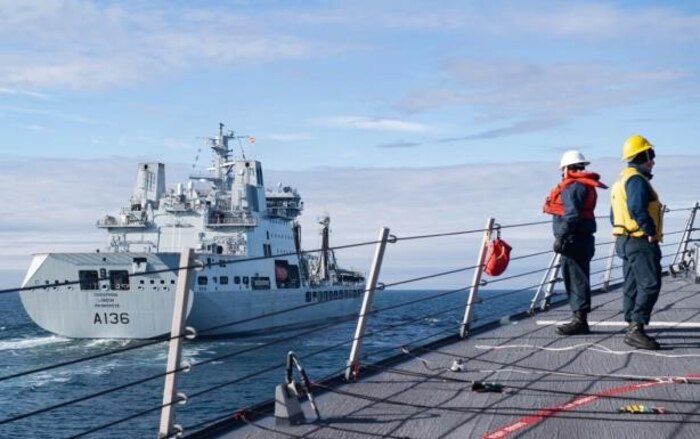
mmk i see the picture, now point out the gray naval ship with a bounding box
[19,124,365,339]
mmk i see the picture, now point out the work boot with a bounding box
[556,311,590,335]
[624,323,660,350]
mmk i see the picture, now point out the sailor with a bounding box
[611,135,663,350]
[543,150,607,335]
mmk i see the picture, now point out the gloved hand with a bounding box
[553,235,572,254]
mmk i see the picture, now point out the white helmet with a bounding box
[560,150,590,169]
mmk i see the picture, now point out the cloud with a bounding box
[437,119,563,142]
[402,61,690,116]
[0,1,317,89]
[318,116,431,133]
[266,133,312,142]
[377,141,422,149]
[306,1,700,43]
[0,87,49,100]
[0,105,109,125]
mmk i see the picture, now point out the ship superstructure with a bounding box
[20,124,365,339]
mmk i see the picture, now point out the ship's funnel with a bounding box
[133,163,166,208]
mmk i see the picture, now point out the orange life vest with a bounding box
[542,171,607,218]
[484,238,512,277]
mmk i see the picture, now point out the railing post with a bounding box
[460,217,495,339]
[539,253,561,311]
[345,227,390,381]
[158,248,194,439]
[602,241,617,292]
[529,253,559,314]
[671,202,699,270]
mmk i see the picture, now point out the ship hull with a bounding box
[20,252,364,339]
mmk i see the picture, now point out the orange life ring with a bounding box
[484,238,512,277]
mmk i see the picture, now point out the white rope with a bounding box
[474,342,700,358]
[401,347,692,383]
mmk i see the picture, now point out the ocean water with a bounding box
[0,288,533,438]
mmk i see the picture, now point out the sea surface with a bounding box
[0,288,533,438]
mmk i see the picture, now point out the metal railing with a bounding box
[0,203,697,439]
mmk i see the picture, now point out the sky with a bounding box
[1,0,699,289]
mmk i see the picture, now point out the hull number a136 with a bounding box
[94,312,130,325]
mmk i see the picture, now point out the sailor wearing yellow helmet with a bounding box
[610,134,663,350]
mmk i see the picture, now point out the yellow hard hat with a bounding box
[622,134,653,161]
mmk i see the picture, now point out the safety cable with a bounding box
[0,362,187,427]
[481,266,552,284]
[183,301,474,418]
[393,227,489,241]
[498,219,551,229]
[374,286,470,314]
[0,236,383,296]
[665,206,698,212]
[0,317,356,429]
[10,318,358,435]
[508,249,553,262]
[66,394,186,439]
[595,239,616,247]
[590,264,621,277]
[473,282,546,306]
[0,338,165,383]
[361,325,456,363]
[191,298,464,398]
[380,264,479,288]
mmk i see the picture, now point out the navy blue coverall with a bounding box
[553,183,596,313]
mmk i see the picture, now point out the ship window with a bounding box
[274,262,299,289]
[78,270,99,290]
[242,276,249,285]
[305,291,311,302]
[109,270,130,291]
[234,276,241,284]
[197,276,208,286]
[251,276,271,290]
[220,276,229,285]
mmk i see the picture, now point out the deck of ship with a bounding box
[196,273,700,439]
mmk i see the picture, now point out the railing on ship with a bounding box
[0,203,698,439]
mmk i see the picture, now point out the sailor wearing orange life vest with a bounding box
[610,134,663,350]
[543,150,607,336]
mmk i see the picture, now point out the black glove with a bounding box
[553,235,571,254]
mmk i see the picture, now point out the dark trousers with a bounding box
[560,234,595,313]
[615,236,662,325]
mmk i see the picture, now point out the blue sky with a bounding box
[1,1,699,289]
[2,0,700,169]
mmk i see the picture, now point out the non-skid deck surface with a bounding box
[207,275,700,439]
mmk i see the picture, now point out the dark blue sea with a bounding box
[0,288,533,438]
